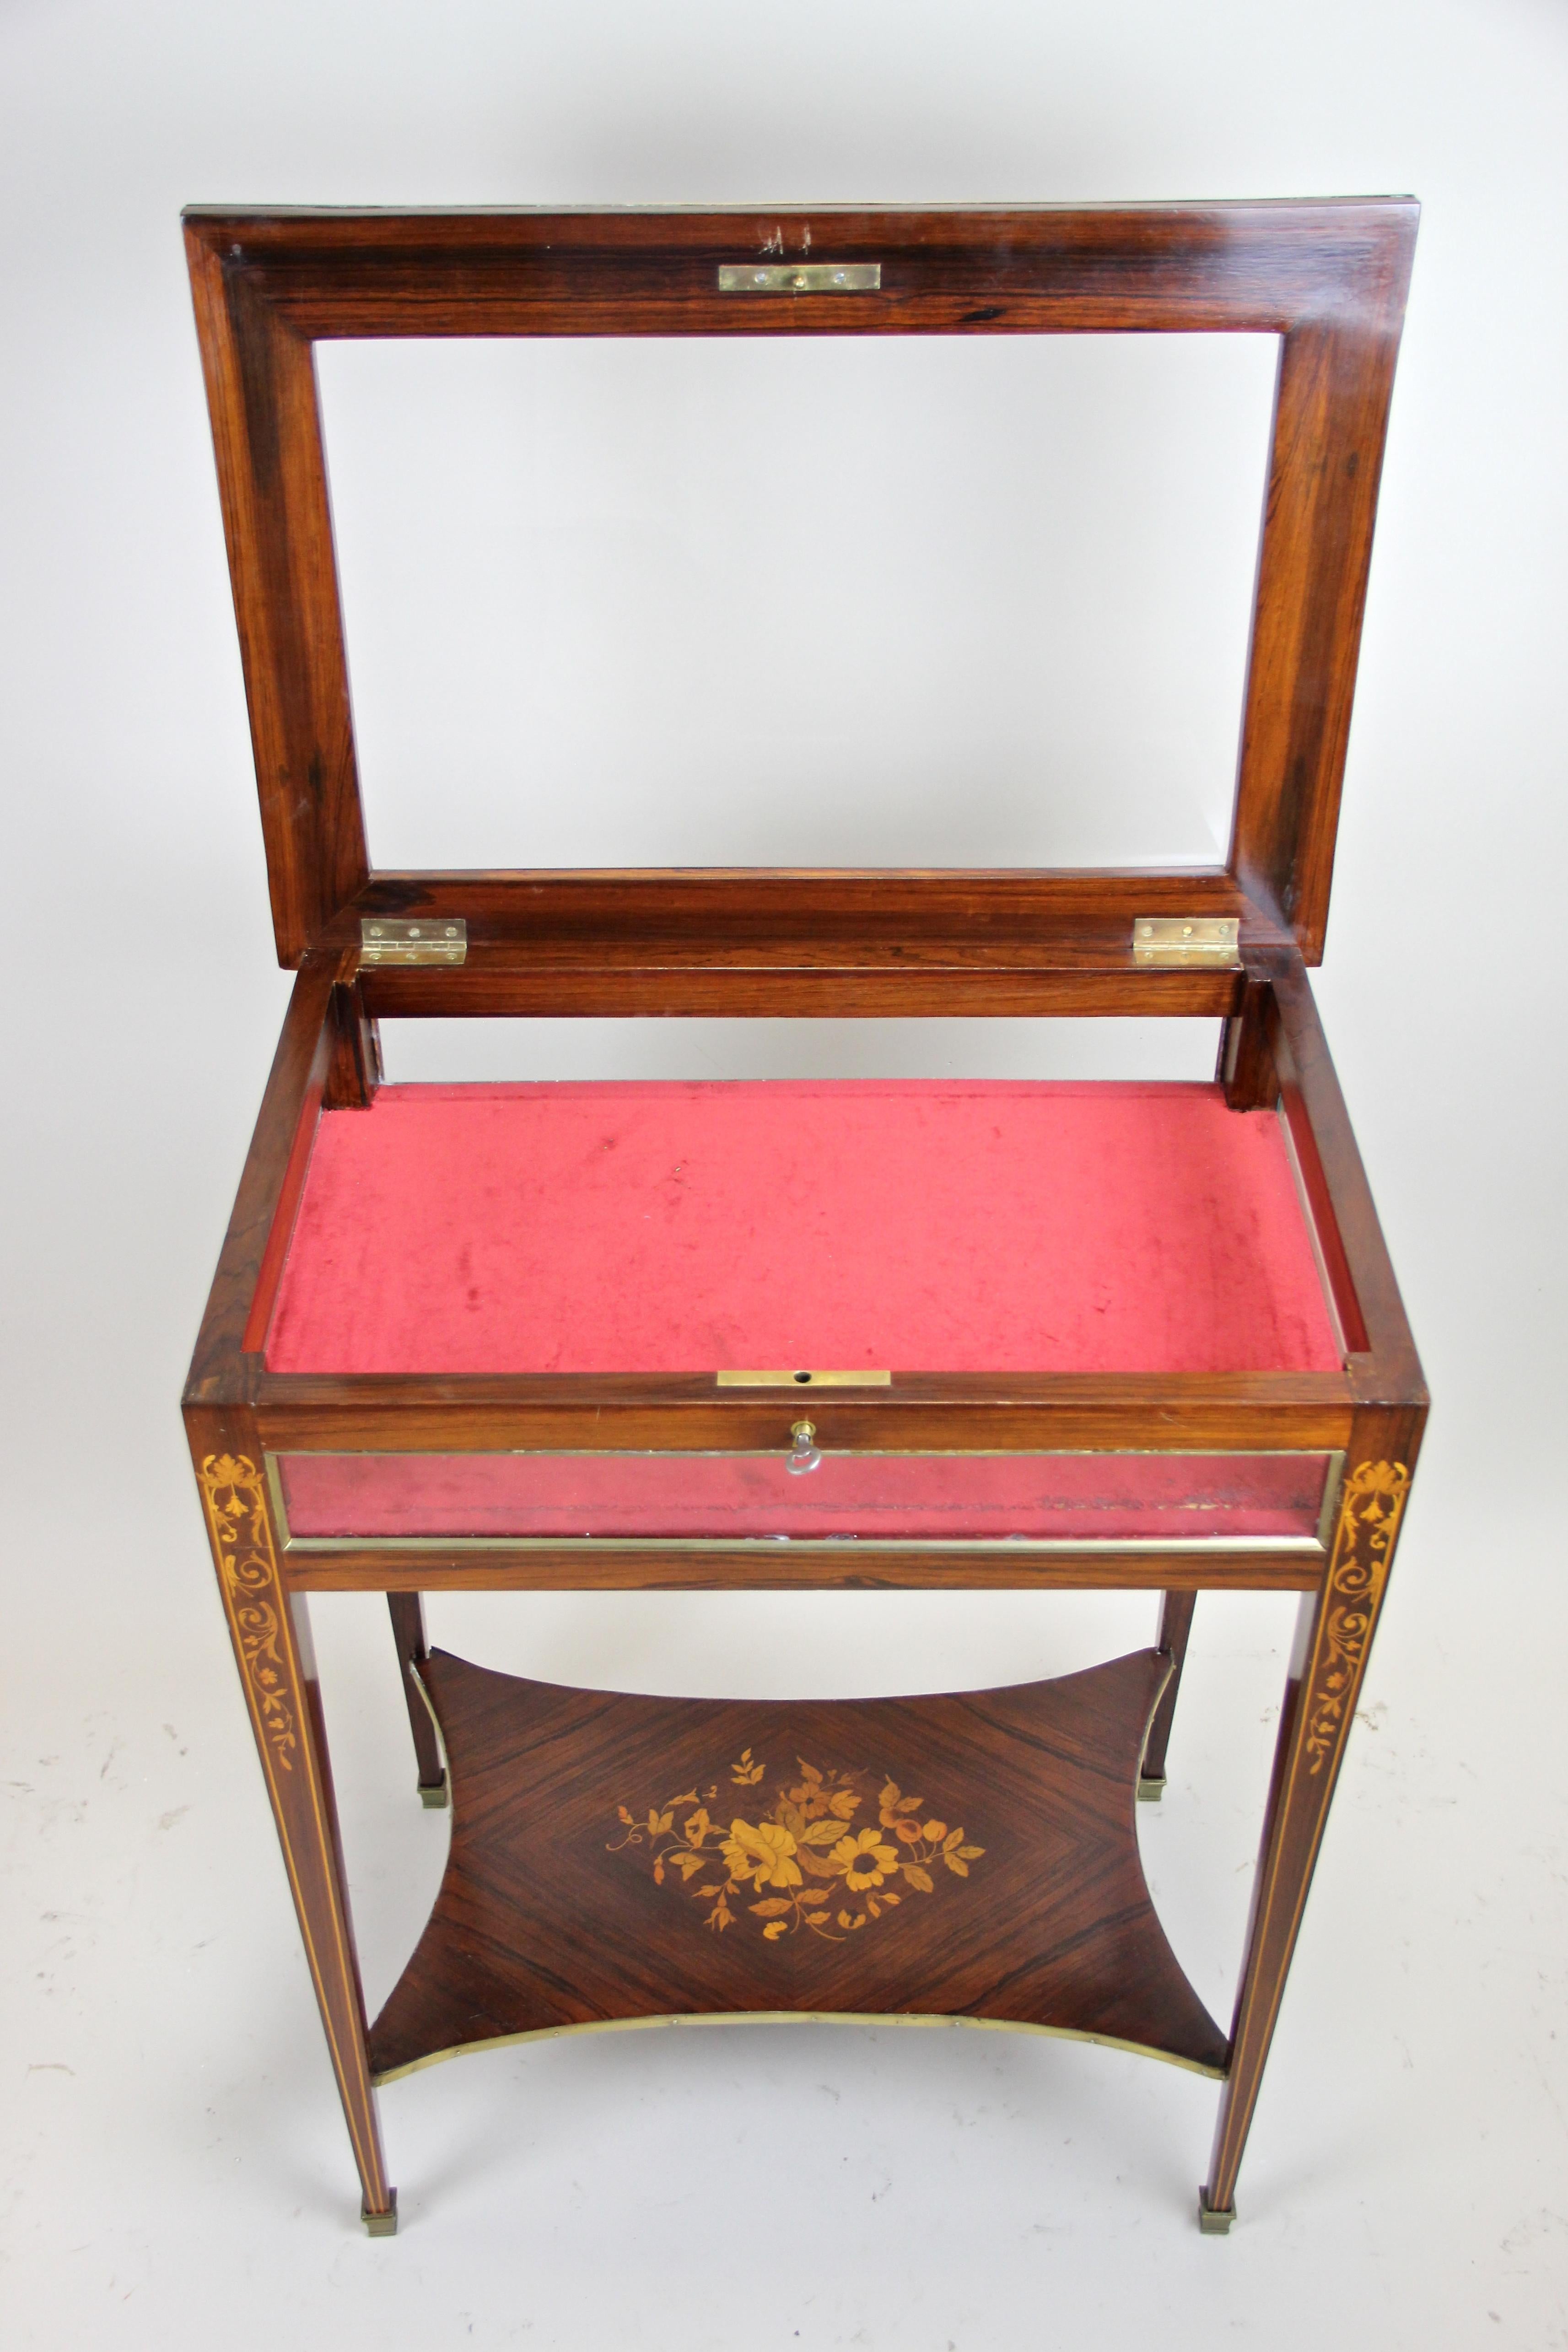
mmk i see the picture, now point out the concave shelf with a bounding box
[367,1648,1230,2082]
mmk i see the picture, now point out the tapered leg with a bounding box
[1139,1591,1197,1799]
[1200,1440,1415,2231]
[193,1436,397,2234]
[388,1593,449,1805]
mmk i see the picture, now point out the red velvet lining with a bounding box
[264,1080,1341,1377]
[279,1449,1332,1543]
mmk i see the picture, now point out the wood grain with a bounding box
[186,955,335,1394]
[387,1594,445,1797]
[1203,1414,1424,2220]
[1230,311,1412,960]
[1264,950,1424,1396]
[185,1419,393,2222]
[345,869,1272,1017]
[1140,1591,1199,1789]
[323,976,380,1110]
[1218,970,1278,1111]
[183,202,1417,974]
[186,201,1411,341]
[185,235,368,964]
[367,1647,1230,2081]
[250,1373,1357,1463]
[281,1543,1326,1597]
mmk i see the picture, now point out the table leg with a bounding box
[1138,1591,1196,1800]
[388,1593,449,1805]
[1200,1444,1414,2232]
[193,1441,397,2235]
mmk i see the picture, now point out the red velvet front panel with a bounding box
[278,1449,1333,1544]
[264,1080,1341,1377]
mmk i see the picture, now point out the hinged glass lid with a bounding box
[185,200,1417,976]
[314,330,1278,878]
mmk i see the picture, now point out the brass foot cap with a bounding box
[1136,1775,1167,1802]
[1198,2195,1235,2236]
[362,2189,399,2237]
[417,1773,449,1810]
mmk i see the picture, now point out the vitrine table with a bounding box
[183,199,1426,2235]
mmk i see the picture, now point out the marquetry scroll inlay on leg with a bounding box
[1201,1444,1414,2234]
[1302,1462,1410,1774]
[199,1454,300,1774]
[194,1444,396,2235]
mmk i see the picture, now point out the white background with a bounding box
[319,329,1280,872]
[2,2,1566,2347]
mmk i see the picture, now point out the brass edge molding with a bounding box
[373,2008,1228,2089]
[278,1532,1327,1558]
[264,1449,294,1547]
[1304,1459,1409,1775]
[199,1453,298,1774]
[264,1446,1342,1460]
[1314,1448,1347,1552]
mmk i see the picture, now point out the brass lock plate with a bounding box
[717,262,881,294]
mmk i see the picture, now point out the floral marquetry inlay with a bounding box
[609,1749,985,1944]
[198,1453,297,1775]
[1304,1459,1410,1776]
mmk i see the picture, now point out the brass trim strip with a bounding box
[269,1446,1338,1463]
[372,2007,1226,2088]
[717,1370,892,1388]
[264,1449,293,1547]
[1314,1449,1347,1551]
[278,1529,1325,1559]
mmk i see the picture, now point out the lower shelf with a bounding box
[367,1649,1230,2084]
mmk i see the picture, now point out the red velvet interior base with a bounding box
[264,1079,1338,1376]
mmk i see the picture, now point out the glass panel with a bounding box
[277,1451,1333,1548]
[381,1014,1222,1086]
[318,333,1278,872]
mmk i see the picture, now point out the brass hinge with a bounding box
[1132,917,1240,969]
[359,918,467,966]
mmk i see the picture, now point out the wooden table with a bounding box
[182,199,1426,2235]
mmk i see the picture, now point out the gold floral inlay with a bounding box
[1305,1458,1410,1776]
[608,1748,985,1943]
[198,1453,297,1774]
